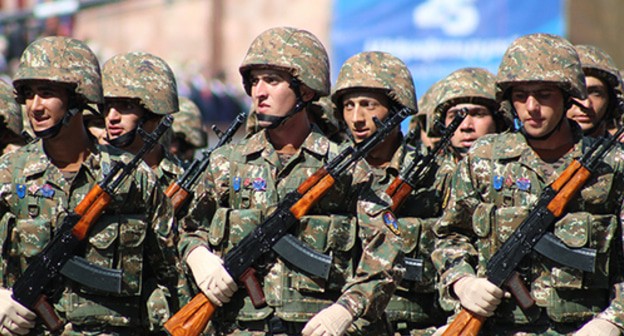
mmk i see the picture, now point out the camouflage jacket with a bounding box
[179,126,403,325]
[0,140,182,333]
[368,142,448,326]
[432,130,624,329]
[155,148,185,187]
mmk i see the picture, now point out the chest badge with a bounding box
[505,176,514,187]
[382,210,401,236]
[252,177,267,191]
[516,178,531,191]
[40,184,55,198]
[233,177,242,192]
[16,184,26,199]
[493,175,503,191]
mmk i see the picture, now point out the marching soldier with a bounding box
[0,36,182,335]
[178,27,403,336]
[0,79,26,154]
[331,51,446,336]
[170,96,208,165]
[433,33,624,335]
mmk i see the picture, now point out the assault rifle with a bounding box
[10,116,173,331]
[443,127,624,336]
[164,106,413,336]
[385,108,467,281]
[165,111,246,214]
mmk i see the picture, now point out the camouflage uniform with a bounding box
[179,27,403,336]
[172,97,208,163]
[102,51,192,315]
[0,79,25,151]
[4,36,183,335]
[433,33,624,335]
[331,51,446,336]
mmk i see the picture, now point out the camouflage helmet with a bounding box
[102,51,179,115]
[13,36,102,104]
[332,51,417,118]
[575,44,621,91]
[239,27,330,98]
[496,33,587,101]
[0,79,22,136]
[429,67,498,136]
[172,97,207,148]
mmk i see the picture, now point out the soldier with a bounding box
[567,45,622,138]
[433,33,624,335]
[178,27,403,336]
[332,51,446,336]
[0,79,26,154]
[0,36,183,335]
[169,96,208,165]
[102,51,182,186]
[83,107,107,145]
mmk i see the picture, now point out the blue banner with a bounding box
[332,0,565,107]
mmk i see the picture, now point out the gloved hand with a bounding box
[453,275,508,317]
[431,324,448,336]
[0,288,35,336]
[302,303,353,336]
[574,318,622,336]
[186,246,238,307]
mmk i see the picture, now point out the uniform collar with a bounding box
[22,139,101,181]
[241,125,330,158]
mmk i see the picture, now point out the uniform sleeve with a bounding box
[431,156,480,307]
[337,168,404,320]
[177,146,230,260]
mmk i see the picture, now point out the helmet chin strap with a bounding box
[256,78,308,129]
[107,118,146,149]
[33,105,81,139]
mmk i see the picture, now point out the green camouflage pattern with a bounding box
[178,126,403,331]
[332,51,417,113]
[0,140,184,333]
[423,78,450,138]
[13,36,103,104]
[173,97,208,148]
[432,130,624,331]
[102,51,179,115]
[155,148,185,189]
[358,143,449,334]
[0,79,22,137]
[430,68,498,137]
[239,27,330,98]
[575,44,621,90]
[496,33,587,101]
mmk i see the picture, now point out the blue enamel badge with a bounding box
[16,184,26,199]
[383,211,401,236]
[233,177,241,192]
[516,178,531,191]
[253,178,266,191]
[40,184,55,198]
[493,175,503,191]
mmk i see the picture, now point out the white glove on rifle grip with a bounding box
[186,246,238,307]
[0,288,35,336]
[302,303,354,336]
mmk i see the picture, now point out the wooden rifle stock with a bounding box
[291,173,335,219]
[163,293,215,336]
[72,184,111,240]
[385,178,413,212]
[165,182,191,213]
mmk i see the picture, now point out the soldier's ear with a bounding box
[300,85,316,103]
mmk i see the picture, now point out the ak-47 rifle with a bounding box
[442,127,624,336]
[385,108,467,282]
[165,111,246,214]
[164,106,413,336]
[10,115,173,332]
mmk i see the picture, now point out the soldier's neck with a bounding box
[529,121,575,162]
[366,130,400,168]
[44,124,93,172]
[141,144,164,170]
[268,112,311,151]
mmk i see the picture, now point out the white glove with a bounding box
[302,304,354,336]
[453,275,508,317]
[0,288,35,336]
[431,324,448,336]
[186,246,238,307]
[575,318,622,336]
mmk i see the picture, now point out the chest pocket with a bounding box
[208,207,264,256]
[11,217,52,273]
[84,214,147,296]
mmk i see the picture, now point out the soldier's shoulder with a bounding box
[468,132,519,159]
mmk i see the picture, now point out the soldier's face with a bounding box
[445,103,497,150]
[566,76,610,132]
[341,91,391,143]
[104,98,145,141]
[511,83,565,138]
[23,82,69,134]
[249,69,298,128]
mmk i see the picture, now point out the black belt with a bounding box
[235,316,306,335]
